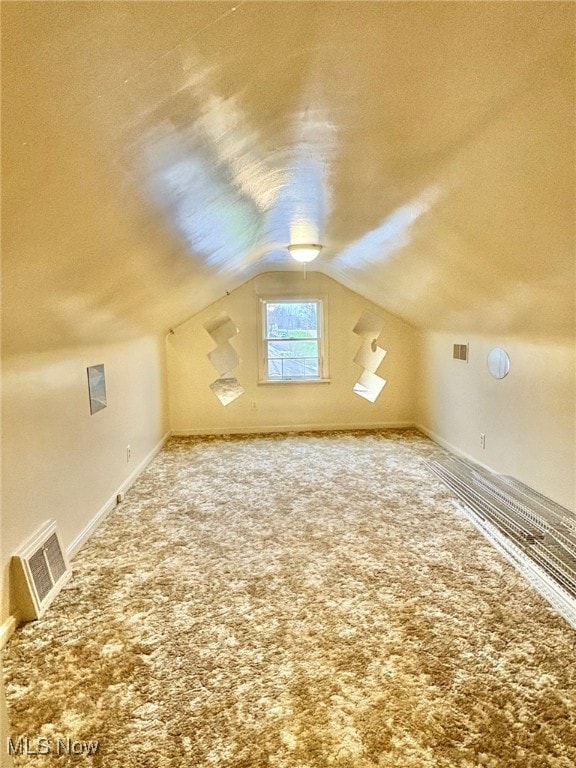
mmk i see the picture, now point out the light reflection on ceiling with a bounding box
[2,1,574,354]
[145,130,264,269]
[331,186,441,272]
[138,90,335,271]
[264,120,335,259]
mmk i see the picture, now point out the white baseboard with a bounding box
[0,615,18,651]
[415,423,495,474]
[171,421,416,437]
[66,431,171,559]
[2,433,171,647]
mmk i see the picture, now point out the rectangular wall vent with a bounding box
[453,343,468,361]
[12,520,71,621]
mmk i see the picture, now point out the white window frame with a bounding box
[257,296,330,384]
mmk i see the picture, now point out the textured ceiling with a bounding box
[2,1,574,354]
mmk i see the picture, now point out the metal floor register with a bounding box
[427,456,576,629]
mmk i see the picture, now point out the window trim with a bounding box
[257,295,330,384]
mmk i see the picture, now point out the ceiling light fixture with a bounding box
[287,243,323,263]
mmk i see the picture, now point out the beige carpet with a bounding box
[4,430,576,767]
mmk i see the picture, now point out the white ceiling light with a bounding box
[287,243,323,263]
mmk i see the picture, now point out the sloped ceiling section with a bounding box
[2,1,574,355]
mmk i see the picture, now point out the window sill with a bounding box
[257,378,331,385]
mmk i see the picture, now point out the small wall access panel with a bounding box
[12,520,71,621]
[453,343,469,362]
[352,311,387,403]
[204,312,244,405]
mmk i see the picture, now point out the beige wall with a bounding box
[417,331,576,511]
[168,272,417,434]
[1,668,13,767]
[1,335,169,629]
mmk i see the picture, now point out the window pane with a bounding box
[267,359,283,379]
[266,302,318,339]
[266,338,320,380]
[267,357,319,379]
[303,358,319,377]
[267,340,318,359]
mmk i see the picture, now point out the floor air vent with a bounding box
[426,456,576,629]
[12,520,71,621]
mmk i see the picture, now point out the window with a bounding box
[259,298,328,382]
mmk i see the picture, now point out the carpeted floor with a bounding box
[3,429,576,767]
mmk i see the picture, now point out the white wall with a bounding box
[417,331,576,511]
[1,335,169,629]
[168,272,417,434]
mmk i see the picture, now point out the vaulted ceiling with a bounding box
[2,1,574,355]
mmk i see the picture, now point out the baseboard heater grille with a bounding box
[12,520,71,621]
[426,456,576,629]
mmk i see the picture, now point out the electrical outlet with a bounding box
[480,433,486,450]
[126,445,131,462]
[251,400,257,411]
